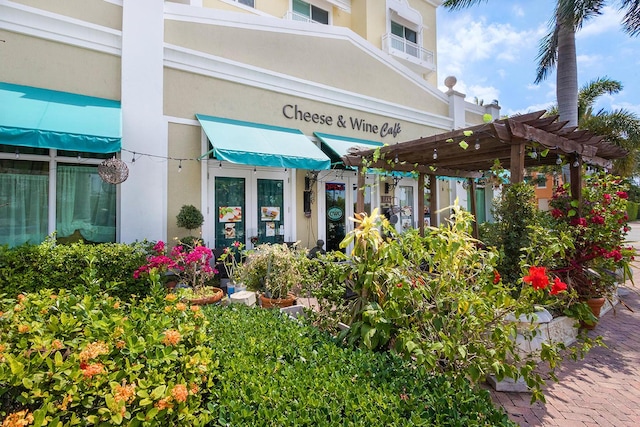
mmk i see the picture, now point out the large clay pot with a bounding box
[259,293,296,308]
[582,297,606,330]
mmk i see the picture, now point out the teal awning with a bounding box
[0,82,121,153]
[196,114,331,170]
[314,132,383,166]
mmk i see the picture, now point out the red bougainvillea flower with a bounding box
[493,270,501,284]
[523,266,549,290]
[551,208,564,218]
[550,277,568,295]
[616,191,628,199]
[591,214,605,224]
[603,193,611,203]
[570,217,588,227]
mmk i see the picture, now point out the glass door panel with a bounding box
[257,179,284,244]
[215,177,245,247]
[326,182,346,252]
[398,185,414,232]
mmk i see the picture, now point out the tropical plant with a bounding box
[236,243,308,300]
[134,241,217,294]
[312,205,595,402]
[443,0,640,130]
[216,241,245,284]
[547,77,640,176]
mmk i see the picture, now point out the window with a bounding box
[0,146,117,247]
[293,0,329,24]
[237,0,254,7]
[391,21,417,44]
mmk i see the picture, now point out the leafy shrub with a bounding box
[176,205,204,232]
[0,279,516,426]
[627,200,639,221]
[0,274,217,426]
[0,238,151,300]
[306,206,594,403]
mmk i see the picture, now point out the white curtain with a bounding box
[0,173,48,246]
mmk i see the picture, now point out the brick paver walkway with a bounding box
[489,283,640,426]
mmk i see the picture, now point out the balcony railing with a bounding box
[382,33,434,67]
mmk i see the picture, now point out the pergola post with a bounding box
[356,167,365,214]
[510,142,525,183]
[418,173,425,236]
[429,174,437,227]
[570,154,583,215]
[468,178,478,239]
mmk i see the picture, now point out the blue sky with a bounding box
[436,1,639,118]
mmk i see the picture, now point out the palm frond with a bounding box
[578,77,623,118]
[620,0,640,36]
[441,0,490,11]
[535,24,559,83]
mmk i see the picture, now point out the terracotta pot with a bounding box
[582,297,606,330]
[187,287,224,305]
[259,293,296,308]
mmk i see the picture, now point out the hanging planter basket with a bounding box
[98,157,129,184]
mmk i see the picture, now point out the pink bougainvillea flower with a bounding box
[153,241,165,254]
[603,193,612,203]
[523,266,550,290]
[550,277,568,295]
[616,191,628,199]
[591,215,605,225]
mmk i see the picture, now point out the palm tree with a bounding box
[442,0,640,128]
[547,77,640,176]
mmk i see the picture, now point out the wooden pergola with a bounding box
[343,110,627,237]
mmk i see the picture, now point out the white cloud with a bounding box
[512,5,525,18]
[577,6,623,39]
[612,101,640,116]
[577,54,603,67]
[467,84,500,105]
[504,101,555,117]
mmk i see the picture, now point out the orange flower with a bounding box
[113,301,121,309]
[523,266,550,290]
[17,325,29,334]
[17,294,25,303]
[50,294,58,300]
[51,340,64,350]
[190,305,200,312]
[2,409,34,427]
[58,394,73,411]
[162,330,181,346]
[189,383,199,394]
[79,341,109,362]
[115,340,126,349]
[164,306,173,313]
[175,303,187,311]
[80,362,104,379]
[165,294,177,302]
[113,383,136,403]
[154,398,173,411]
[171,384,188,403]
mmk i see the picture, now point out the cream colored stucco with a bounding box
[295,171,315,249]
[165,20,448,116]
[0,30,121,99]
[167,123,204,241]
[10,0,122,30]
[164,69,447,142]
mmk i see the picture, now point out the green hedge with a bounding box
[0,284,516,426]
[0,239,151,300]
[627,201,639,221]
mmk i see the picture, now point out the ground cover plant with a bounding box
[0,270,516,426]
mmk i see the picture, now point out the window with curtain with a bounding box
[257,179,284,245]
[56,165,116,243]
[0,160,49,247]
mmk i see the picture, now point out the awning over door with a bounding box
[0,82,121,153]
[196,114,331,170]
[314,132,382,167]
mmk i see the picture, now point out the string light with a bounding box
[131,152,136,164]
[253,167,257,174]
[218,161,222,168]
[572,158,580,168]
[432,148,438,160]
[394,153,399,163]
[530,148,537,159]
[178,160,182,172]
[474,139,480,150]
[556,155,562,165]
[14,149,19,159]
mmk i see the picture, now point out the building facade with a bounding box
[0,0,499,251]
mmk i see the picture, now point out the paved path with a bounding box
[489,222,640,426]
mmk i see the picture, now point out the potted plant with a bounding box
[236,243,306,308]
[176,204,204,248]
[134,241,223,305]
[548,172,635,328]
[217,241,245,292]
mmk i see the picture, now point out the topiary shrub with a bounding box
[176,205,204,233]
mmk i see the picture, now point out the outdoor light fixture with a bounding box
[14,149,19,159]
[218,161,222,168]
[433,148,438,160]
[131,152,136,164]
[530,148,537,159]
[474,139,480,150]
[178,160,182,173]
[253,167,257,174]
[573,158,580,168]
[556,155,562,165]
[394,153,399,163]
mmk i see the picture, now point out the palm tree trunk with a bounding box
[556,20,578,128]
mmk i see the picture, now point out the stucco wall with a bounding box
[9,0,122,30]
[0,30,121,99]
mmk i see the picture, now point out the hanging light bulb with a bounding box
[394,153,399,164]
[14,149,20,159]
[218,161,222,168]
[572,158,580,168]
[253,167,257,174]
[131,152,136,164]
[284,168,287,173]
[432,148,438,160]
[77,153,82,161]
[556,155,562,165]
[178,160,182,172]
[474,139,480,150]
[530,148,537,159]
